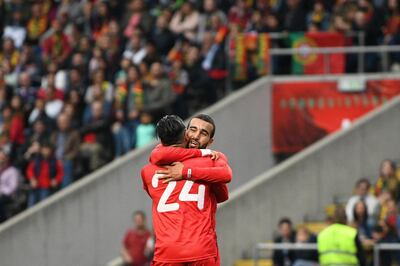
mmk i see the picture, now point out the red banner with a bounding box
[272,80,400,154]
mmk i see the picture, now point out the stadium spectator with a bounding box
[51,113,80,188]
[142,62,175,122]
[306,1,330,31]
[384,198,400,237]
[135,112,155,148]
[0,149,20,222]
[374,159,400,201]
[26,2,49,45]
[41,19,71,66]
[197,0,227,42]
[346,178,379,223]
[283,0,308,32]
[123,0,152,40]
[3,6,26,49]
[121,210,153,266]
[371,221,400,266]
[151,13,175,58]
[168,58,189,118]
[26,142,63,207]
[79,101,113,174]
[16,72,37,112]
[169,2,200,41]
[123,30,147,66]
[350,200,375,243]
[272,217,296,266]
[185,44,215,112]
[293,226,318,266]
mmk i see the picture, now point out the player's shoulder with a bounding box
[141,163,159,176]
[217,151,229,162]
[183,156,214,166]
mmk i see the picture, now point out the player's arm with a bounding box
[158,153,232,184]
[149,144,217,165]
[211,183,229,203]
[141,168,150,196]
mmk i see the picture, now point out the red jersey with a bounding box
[142,147,231,263]
[149,145,231,203]
[123,229,151,266]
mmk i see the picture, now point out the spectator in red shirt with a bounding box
[41,19,71,66]
[121,210,153,266]
[26,142,63,207]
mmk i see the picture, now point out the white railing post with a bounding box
[373,244,380,266]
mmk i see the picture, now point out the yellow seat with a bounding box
[234,259,272,266]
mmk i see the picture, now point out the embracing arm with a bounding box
[182,153,232,183]
[211,183,229,203]
[149,144,213,165]
[182,164,232,183]
[156,153,232,184]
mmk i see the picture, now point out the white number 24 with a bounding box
[152,174,205,213]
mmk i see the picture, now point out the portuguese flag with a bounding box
[289,32,346,75]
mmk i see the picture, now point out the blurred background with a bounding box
[0,0,400,265]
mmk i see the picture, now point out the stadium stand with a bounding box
[1,0,400,265]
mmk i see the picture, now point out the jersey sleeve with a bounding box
[141,167,150,195]
[149,145,204,165]
[182,153,232,183]
[210,183,229,203]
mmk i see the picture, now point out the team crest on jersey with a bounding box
[293,37,318,65]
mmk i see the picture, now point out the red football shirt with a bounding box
[142,154,231,262]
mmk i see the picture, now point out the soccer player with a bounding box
[149,114,228,184]
[141,115,231,266]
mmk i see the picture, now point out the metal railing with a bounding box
[268,45,400,75]
[254,242,400,266]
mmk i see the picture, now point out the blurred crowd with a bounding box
[273,159,400,266]
[0,0,399,222]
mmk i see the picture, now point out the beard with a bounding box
[188,138,207,149]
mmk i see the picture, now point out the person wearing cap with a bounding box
[318,207,366,266]
[26,142,63,207]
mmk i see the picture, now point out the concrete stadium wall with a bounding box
[0,77,274,266]
[217,96,400,266]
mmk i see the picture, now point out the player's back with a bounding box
[141,158,218,262]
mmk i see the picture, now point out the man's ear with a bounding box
[207,138,214,147]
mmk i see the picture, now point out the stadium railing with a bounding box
[253,242,400,266]
[268,45,400,74]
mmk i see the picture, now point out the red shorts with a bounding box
[151,256,219,266]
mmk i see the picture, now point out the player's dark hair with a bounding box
[189,114,216,138]
[156,115,186,146]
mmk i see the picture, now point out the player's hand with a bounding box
[210,151,220,160]
[156,162,184,183]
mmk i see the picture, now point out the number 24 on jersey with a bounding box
[152,173,205,213]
